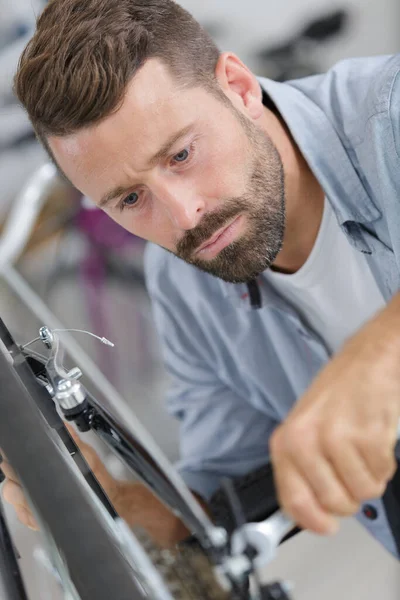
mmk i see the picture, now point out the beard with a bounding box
[174,107,286,284]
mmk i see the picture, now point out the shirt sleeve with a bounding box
[389,55,400,160]
[144,248,277,501]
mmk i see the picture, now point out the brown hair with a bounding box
[14,0,221,143]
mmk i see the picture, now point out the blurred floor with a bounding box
[260,517,400,599]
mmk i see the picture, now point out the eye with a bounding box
[170,142,197,168]
[119,191,139,211]
[172,148,190,163]
[124,192,139,205]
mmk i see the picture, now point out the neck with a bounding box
[261,108,325,274]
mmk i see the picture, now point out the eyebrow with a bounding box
[98,123,196,209]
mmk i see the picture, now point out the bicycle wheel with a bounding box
[0,339,151,600]
[0,326,236,600]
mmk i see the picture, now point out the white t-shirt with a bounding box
[265,198,400,557]
[265,198,385,354]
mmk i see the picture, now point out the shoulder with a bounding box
[290,54,400,134]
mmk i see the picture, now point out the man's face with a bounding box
[49,59,285,283]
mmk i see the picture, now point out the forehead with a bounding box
[49,60,223,195]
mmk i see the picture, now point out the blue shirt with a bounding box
[144,54,400,558]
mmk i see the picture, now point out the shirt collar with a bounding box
[258,76,382,226]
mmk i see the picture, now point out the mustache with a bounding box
[176,200,244,259]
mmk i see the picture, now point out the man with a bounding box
[3,0,400,558]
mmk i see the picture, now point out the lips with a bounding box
[195,218,238,255]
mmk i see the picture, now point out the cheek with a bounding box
[106,208,176,250]
[195,137,250,200]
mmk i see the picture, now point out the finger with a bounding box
[2,480,39,530]
[64,422,118,495]
[272,456,339,535]
[358,437,397,484]
[2,479,29,513]
[360,448,397,485]
[294,451,360,516]
[15,507,39,531]
[325,442,386,501]
[0,461,20,485]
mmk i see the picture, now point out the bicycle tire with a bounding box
[0,498,29,600]
[0,342,149,600]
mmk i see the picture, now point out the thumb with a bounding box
[64,422,119,499]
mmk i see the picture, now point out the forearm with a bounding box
[359,291,400,348]
[113,480,208,547]
[343,291,400,380]
[269,292,400,535]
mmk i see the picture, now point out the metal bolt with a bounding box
[57,379,72,393]
[45,384,54,397]
[223,555,252,580]
[207,526,228,548]
[55,379,86,411]
[67,367,82,380]
[39,326,54,349]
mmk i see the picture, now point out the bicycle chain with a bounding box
[134,528,231,600]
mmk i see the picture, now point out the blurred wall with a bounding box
[178,0,400,71]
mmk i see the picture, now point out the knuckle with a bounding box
[367,421,390,444]
[287,493,309,516]
[270,420,314,458]
[361,423,393,458]
[318,490,343,512]
[377,460,394,481]
[356,480,385,501]
[288,419,314,445]
[378,451,396,474]
[284,422,303,447]
[324,425,346,452]
[320,494,358,516]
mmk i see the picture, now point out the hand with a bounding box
[1,424,192,546]
[1,424,119,531]
[1,457,38,530]
[269,302,400,536]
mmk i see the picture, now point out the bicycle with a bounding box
[3,311,400,599]
[254,9,349,81]
[0,315,296,599]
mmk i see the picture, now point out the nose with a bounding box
[154,180,206,231]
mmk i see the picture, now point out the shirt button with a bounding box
[363,504,378,520]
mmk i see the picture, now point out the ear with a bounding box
[214,52,264,120]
